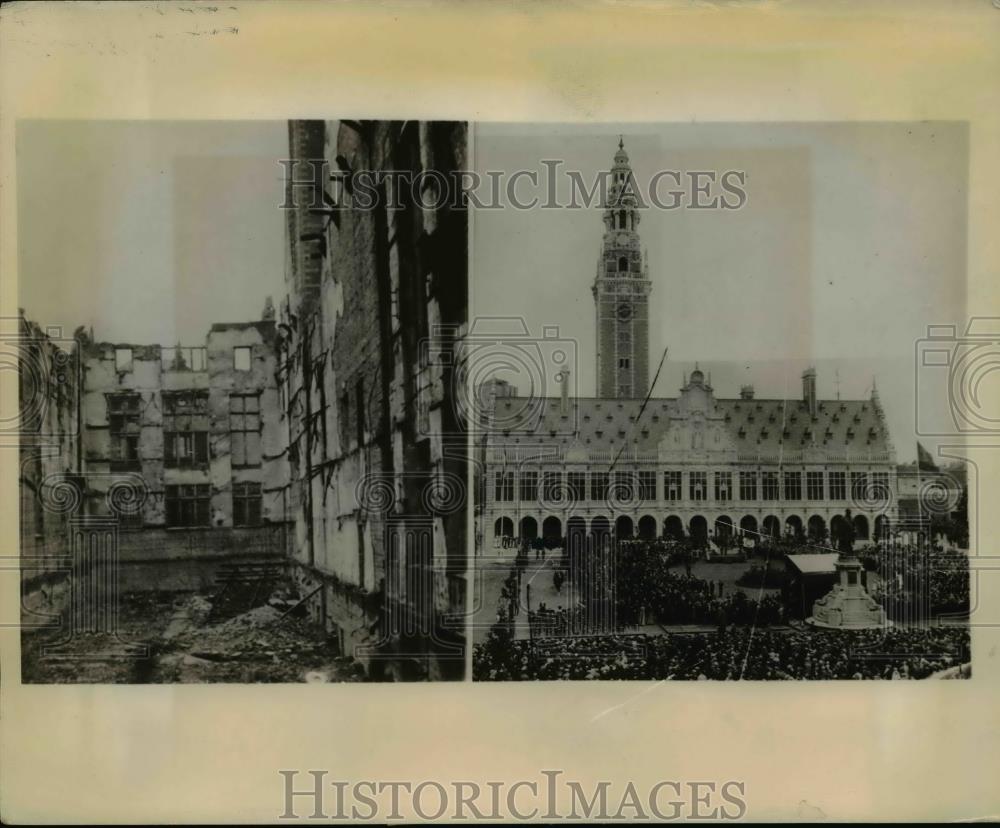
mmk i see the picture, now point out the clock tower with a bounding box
[592,138,652,399]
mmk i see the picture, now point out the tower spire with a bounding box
[592,136,651,400]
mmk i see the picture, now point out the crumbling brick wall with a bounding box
[279,119,468,680]
[17,314,81,600]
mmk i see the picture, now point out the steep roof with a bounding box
[488,394,893,459]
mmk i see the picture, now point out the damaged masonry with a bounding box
[19,119,469,683]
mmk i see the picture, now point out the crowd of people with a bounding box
[614,541,785,627]
[862,544,970,618]
[527,604,586,638]
[473,624,970,681]
[492,567,523,634]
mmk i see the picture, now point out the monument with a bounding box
[809,509,887,629]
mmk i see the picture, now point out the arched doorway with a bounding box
[615,515,634,540]
[542,515,562,546]
[785,514,804,539]
[689,515,708,545]
[638,515,657,540]
[830,513,848,545]
[663,515,684,540]
[740,514,758,538]
[715,515,734,539]
[494,516,514,539]
[874,515,890,541]
[519,516,538,542]
[807,514,826,543]
[853,513,870,541]
[762,515,781,538]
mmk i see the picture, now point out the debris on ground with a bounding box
[21,584,364,684]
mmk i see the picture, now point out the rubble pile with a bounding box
[22,587,365,684]
[158,592,364,683]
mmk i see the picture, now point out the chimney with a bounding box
[740,384,755,400]
[802,367,817,416]
[559,368,571,415]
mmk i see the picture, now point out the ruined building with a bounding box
[279,120,468,680]
[18,120,469,681]
[77,316,288,552]
[16,313,82,615]
[18,309,291,609]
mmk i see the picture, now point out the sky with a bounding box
[17,120,288,346]
[15,120,972,464]
[471,122,970,464]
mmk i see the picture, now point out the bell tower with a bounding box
[592,137,652,399]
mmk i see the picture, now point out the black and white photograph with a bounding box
[470,123,973,681]
[16,119,469,683]
[4,2,1000,823]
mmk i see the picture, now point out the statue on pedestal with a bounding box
[809,508,886,630]
[838,508,856,558]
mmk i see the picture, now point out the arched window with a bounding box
[618,209,626,230]
[618,256,628,272]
